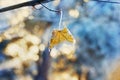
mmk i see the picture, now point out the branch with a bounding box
[0,0,55,13]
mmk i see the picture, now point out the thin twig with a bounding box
[39,4,62,29]
[40,3,60,12]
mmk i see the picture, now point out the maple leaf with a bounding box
[49,27,75,49]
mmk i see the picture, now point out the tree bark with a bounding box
[35,47,51,80]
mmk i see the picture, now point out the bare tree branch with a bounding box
[0,0,55,13]
[0,0,120,13]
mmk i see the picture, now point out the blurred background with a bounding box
[0,0,120,80]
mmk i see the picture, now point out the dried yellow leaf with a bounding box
[49,27,75,49]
